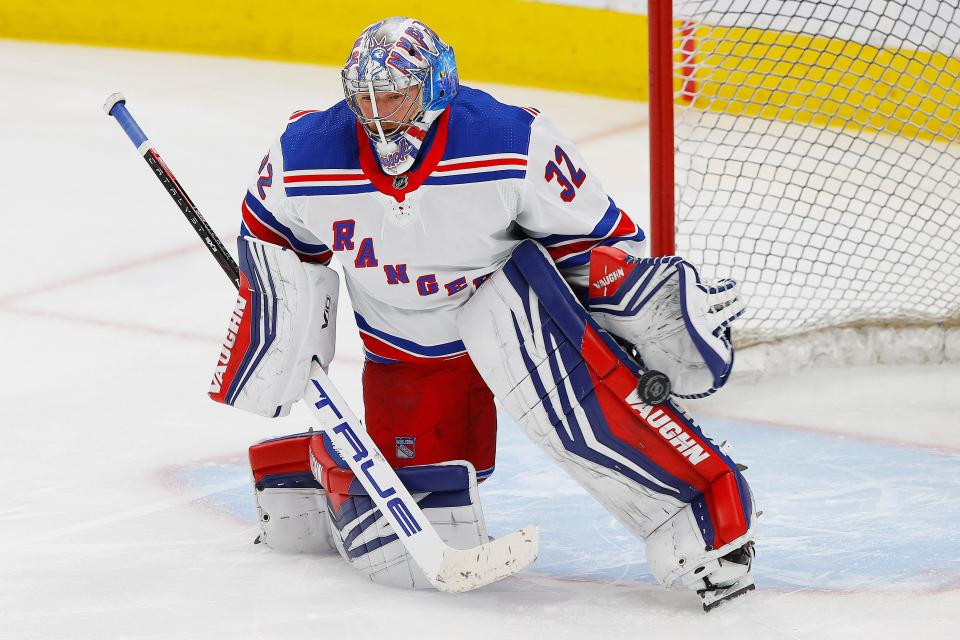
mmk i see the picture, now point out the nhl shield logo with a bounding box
[392,175,409,190]
[396,436,416,459]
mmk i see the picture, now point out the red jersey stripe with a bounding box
[435,157,528,172]
[242,201,293,249]
[545,211,639,261]
[289,109,320,121]
[242,201,331,264]
[283,173,367,183]
[359,331,468,363]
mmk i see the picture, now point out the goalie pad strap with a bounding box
[457,240,752,549]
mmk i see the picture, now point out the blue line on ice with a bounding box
[169,412,960,592]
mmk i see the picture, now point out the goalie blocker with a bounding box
[208,237,339,417]
[456,241,757,610]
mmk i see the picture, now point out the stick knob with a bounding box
[103,92,126,116]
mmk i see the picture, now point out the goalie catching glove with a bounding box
[587,246,744,399]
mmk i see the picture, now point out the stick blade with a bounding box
[430,525,539,593]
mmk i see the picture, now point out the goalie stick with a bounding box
[103,92,539,593]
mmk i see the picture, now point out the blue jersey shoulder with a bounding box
[279,88,537,169]
[444,86,537,158]
[280,101,360,171]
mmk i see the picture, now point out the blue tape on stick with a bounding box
[109,101,150,150]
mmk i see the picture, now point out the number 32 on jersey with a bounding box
[544,145,586,202]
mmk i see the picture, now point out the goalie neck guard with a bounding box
[342,16,459,175]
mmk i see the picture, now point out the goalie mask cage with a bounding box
[648,0,960,366]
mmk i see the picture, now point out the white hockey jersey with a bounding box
[241,86,645,363]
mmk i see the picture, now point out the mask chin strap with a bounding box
[364,80,389,144]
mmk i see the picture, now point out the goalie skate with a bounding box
[698,542,756,612]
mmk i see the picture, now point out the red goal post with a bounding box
[647,0,960,367]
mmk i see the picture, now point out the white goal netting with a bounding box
[670,0,960,364]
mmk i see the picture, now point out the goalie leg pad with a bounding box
[309,434,489,589]
[249,432,333,554]
[457,240,755,574]
[209,237,339,417]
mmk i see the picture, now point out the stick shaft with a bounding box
[106,97,240,289]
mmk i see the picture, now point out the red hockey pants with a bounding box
[361,355,497,478]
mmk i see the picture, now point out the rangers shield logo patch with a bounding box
[396,436,416,459]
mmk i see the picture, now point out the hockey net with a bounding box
[655,0,960,370]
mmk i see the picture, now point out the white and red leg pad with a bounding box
[309,434,489,589]
[249,432,333,554]
[457,240,756,589]
[209,236,339,418]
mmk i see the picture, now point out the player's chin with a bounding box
[365,122,403,137]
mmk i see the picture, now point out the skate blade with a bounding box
[700,579,756,612]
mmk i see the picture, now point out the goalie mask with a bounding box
[342,16,459,175]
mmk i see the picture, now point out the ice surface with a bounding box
[1,40,958,639]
